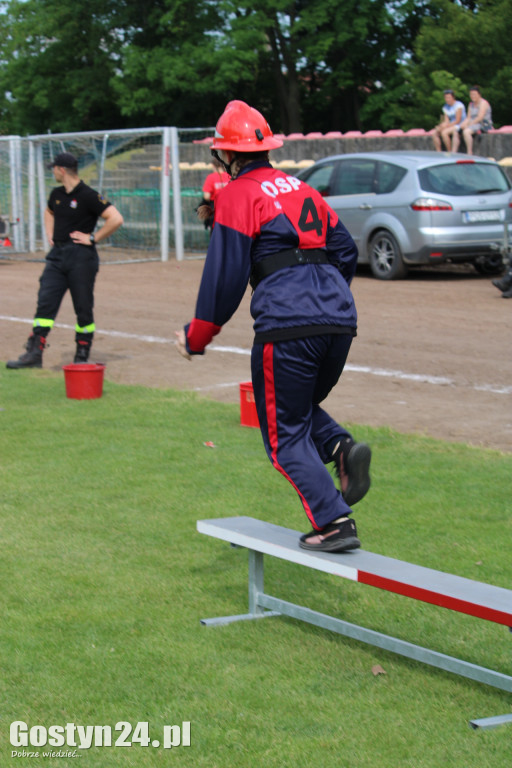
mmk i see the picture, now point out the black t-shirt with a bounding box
[48,181,111,241]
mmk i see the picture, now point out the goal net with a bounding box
[0,125,216,263]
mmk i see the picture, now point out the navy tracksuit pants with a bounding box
[251,333,354,530]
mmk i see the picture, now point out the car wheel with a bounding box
[473,254,506,276]
[368,230,408,280]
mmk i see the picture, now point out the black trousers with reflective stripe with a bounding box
[35,243,99,331]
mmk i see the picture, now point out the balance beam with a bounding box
[197,516,512,727]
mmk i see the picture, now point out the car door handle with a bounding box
[359,203,373,210]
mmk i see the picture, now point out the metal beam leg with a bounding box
[199,544,512,710]
[200,550,280,626]
[248,550,265,616]
[257,594,512,693]
[469,714,512,730]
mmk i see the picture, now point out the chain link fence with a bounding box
[2,126,512,265]
[0,126,215,263]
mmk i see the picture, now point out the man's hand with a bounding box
[175,329,191,360]
[70,231,93,245]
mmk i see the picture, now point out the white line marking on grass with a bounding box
[0,316,173,344]
[193,382,242,392]
[2,315,511,395]
[343,363,453,386]
[210,344,250,355]
[474,383,512,395]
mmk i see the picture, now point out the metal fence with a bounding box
[0,126,216,263]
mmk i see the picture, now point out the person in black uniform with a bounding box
[6,152,123,368]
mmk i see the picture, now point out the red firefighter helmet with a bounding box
[211,100,283,151]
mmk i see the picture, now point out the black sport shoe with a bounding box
[299,517,360,553]
[331,441,372,507]
[492,273,512,292]
[502,286,512,298]
[343,442,372,506]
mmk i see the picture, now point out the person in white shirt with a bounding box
[432,90,466,151]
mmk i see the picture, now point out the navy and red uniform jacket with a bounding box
[185,160,358,355]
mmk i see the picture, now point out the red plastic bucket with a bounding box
[62,363,106,400]
[239,381,259,428]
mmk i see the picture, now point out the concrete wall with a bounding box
[99,131,512,193]
[184,130,512,160]
[271,131,512,164]
[181,130,512,183]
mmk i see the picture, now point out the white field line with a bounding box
[2,315,511,395]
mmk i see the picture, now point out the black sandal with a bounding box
[299,518,360,552]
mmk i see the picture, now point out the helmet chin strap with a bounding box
[211,149,235,177]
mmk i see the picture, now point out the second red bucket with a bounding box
[63,363,106,400]
[239,381,259,428]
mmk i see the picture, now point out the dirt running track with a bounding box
[1,257,511,453]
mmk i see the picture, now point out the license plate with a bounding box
[463,209,503,223]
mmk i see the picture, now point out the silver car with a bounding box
[297,151,512,279]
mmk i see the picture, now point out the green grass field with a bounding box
[1,367,511,767]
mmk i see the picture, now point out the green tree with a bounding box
[111,0,434,133]
[111,0,231,127]
[0,0,126,134]
[0,0,454,135]
[297,0,405,131]
[396,0,512,128]
[213,0,426,133]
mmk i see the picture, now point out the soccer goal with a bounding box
[0,125,215,263]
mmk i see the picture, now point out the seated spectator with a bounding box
[452,86,493,155]
[432,90,466,151]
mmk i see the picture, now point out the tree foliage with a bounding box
[0,0,126,134]
[383,0,512,129]
[412,0,512,126]
[0,0,511,136]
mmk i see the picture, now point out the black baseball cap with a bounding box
[47,152,78,170]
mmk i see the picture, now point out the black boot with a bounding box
[492,272,512,292]
[6,334,46,369]
[502,286,512,298]
[74,339,92,364]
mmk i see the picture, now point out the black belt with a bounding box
[53,239,73,246]
[250,248,331,290]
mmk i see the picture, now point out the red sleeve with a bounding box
[185,318,221,355]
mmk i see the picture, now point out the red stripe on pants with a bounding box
[262,343,316,527]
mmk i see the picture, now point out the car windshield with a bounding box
[301,163,335,196]
[418,162,510,196]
